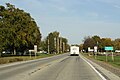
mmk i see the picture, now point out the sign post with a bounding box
[112,52,114,61]
[34,45,37,58]
[94,46,97,59]
[105,47,114,62]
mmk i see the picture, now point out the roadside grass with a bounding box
[36,53,57,58]
[96,55,120,68]
[0,53,58,64]
[82,53,120,68]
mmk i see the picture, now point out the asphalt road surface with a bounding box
[0,53,103,80]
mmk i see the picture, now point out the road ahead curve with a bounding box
[0,53,103,80]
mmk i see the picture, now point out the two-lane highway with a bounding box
[0,53,69,80]
[0,53,103,80]
[26,55,102,80]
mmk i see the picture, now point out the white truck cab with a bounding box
[70,46,79,56]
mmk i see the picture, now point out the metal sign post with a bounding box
[106,52,108,62]
[104,47,114,62]
[112,52,114,61]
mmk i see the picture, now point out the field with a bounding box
[96,55,120,68]
[83,53,120,68]
[0,53,56,64]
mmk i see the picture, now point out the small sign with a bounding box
[88,47,94,52]
[105,47,113,51]
[94,46,97,52]
[34,45,37,52]
[88,47,90,51]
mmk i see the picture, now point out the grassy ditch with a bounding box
[0,53,58,64]
[82,53,120,68]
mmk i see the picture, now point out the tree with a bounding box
[52,31,59,53]
[79,44,83,51]
[92,35,101,46]
[113,38,120,50]
[42,31,69,54]
[62,37,68,52]
[0,3,41,55]
[52,31,59,38]
[47,33,55,54]
[39,40,47,51]
[83,36,96,51]
[100,38,113,47]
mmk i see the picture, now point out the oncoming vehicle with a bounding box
[70,46,79,56]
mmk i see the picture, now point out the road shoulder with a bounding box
[80,54,120,80]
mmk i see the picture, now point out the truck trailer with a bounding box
[70,46,79,56]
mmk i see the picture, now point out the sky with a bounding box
[0,0,120,44]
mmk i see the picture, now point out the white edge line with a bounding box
[80,55,107,80]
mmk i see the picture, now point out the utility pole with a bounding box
[57,37,59,54]
[60,37,62,53]
[54,37,56,54]
[62,42,65,53]
[48,38,50,54]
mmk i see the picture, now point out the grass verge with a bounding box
[82,53,120,69]
[96,55,120,68]
[0,53,59,64]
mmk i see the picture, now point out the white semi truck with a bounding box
[70,46,79,56]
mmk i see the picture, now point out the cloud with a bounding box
[51,5,67,12]
[114,5,120,9]
[87,12,99,18]
[95,0,114,3]
[37,0,68,13]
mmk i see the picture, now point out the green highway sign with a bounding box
[105,47,114,51]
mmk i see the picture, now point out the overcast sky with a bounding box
[1,0,120,44]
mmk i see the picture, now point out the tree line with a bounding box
[40,31,69,54]
[80,35,120,52]
[0,3,69,56]
[0,3,41,55]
